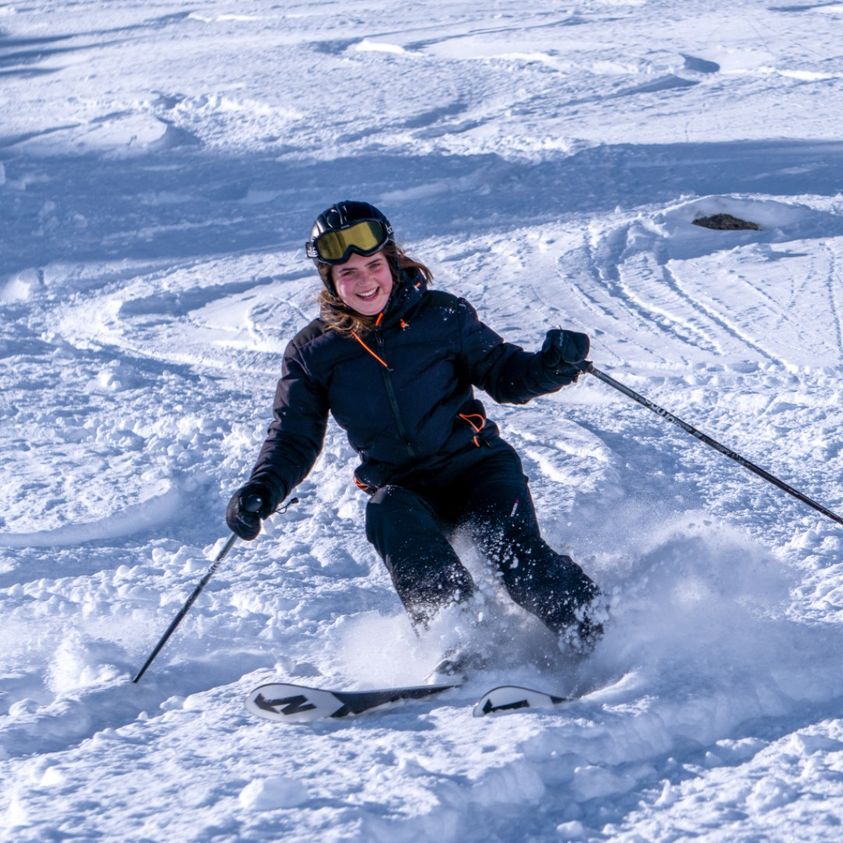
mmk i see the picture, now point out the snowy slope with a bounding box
[1,1,842,840]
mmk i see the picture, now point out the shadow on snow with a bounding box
[2,139,843,278]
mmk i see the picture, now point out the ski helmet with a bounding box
[305,200,394,266]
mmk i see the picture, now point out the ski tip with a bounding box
[246,683,348,724]
[472,685,568,717]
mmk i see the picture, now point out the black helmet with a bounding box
[305,200,394,266]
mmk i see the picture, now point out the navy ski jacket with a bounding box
[247,271,577,504]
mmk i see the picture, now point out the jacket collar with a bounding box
[375,268,426,329]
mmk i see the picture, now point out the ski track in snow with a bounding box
[1,1,843,840]
[823,241,843,355]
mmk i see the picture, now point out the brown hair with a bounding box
[318,242,433,336]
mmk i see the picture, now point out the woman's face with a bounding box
[332,250,394,316]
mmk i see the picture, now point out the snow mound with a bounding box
[239,776,309,810]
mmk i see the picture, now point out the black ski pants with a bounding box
[365,445,599,634]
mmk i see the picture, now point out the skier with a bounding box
[226,200,602,673]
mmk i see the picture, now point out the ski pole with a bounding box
[132,532,239,684]
[580,362,843,528]
[132,495,296,684]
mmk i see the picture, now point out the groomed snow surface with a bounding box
[1,1,842,840]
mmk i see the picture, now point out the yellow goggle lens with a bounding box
[315,220,386,262]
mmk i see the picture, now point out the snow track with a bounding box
[1,1,842,840]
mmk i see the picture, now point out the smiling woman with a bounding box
[300,201,434,336]
[332,251,394,316]
[225,200,602,678]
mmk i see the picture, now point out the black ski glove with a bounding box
[541,329,590,378]
[226,481,275,540]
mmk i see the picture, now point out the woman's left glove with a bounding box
[541,329,590,376]
[226,481,275,540]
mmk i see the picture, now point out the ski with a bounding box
[472,684,569,716]
[245,681,571,723]
[245,681,457,723]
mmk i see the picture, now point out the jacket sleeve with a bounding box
[247,340,329,506]
[456,298,577,404]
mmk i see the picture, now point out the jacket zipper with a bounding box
[375,330,416,458]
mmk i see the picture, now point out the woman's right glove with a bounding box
[226,481,275,540]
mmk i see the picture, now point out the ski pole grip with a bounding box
[575,360,595,374]
[242,494,264,514]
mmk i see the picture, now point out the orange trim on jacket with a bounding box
[458,412,486,447]
[351,331,390,369]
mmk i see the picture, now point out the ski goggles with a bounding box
[306,219,391,264]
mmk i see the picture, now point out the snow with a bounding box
[1,0,842,840]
